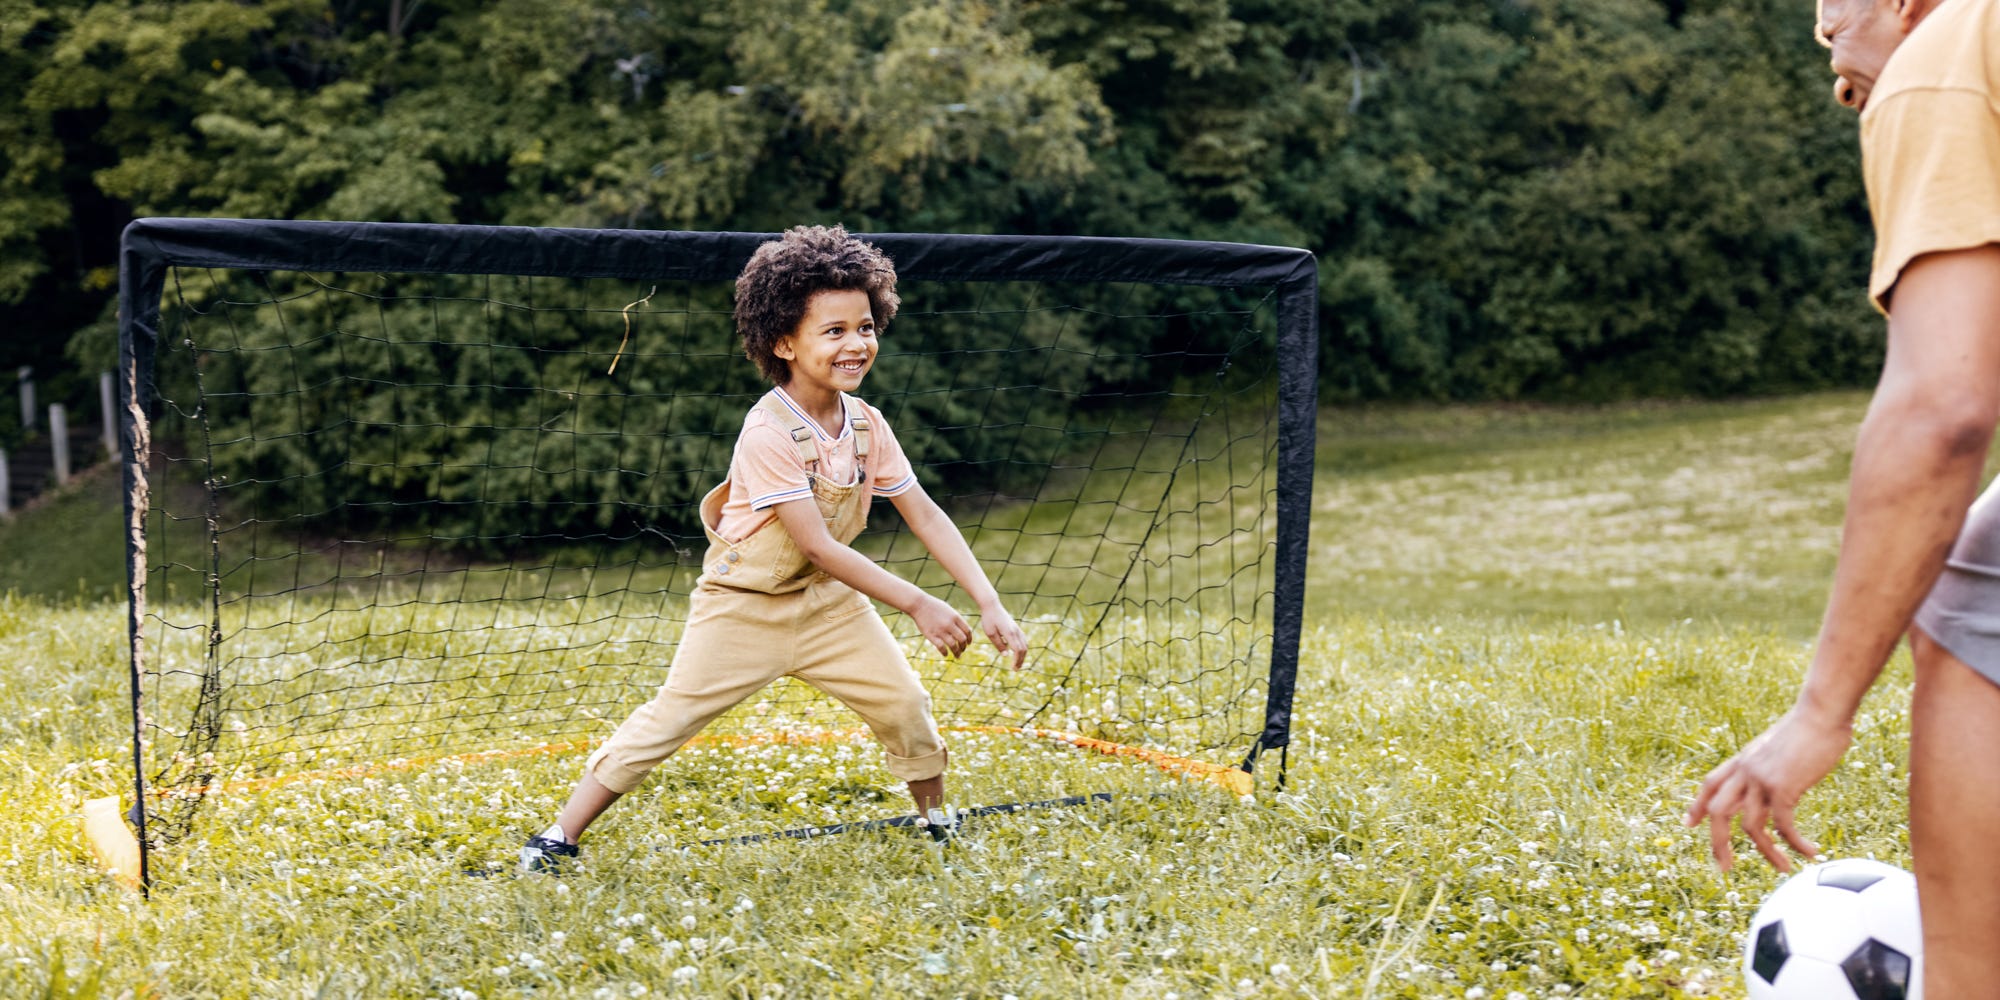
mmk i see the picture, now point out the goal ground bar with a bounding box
[684,792,1117,848]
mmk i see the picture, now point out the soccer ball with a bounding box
[1743,858,1923,1000]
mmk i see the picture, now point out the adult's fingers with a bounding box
[1740,795,1790,872]
[1685,764,1730,827]
[1702,773,1746,871]
[1707,810,1737,872]
[1773,804,1818,864]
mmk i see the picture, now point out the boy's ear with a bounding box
[773,337,795,361]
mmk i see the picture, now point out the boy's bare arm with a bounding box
[888,484,1029,669]
[771,497,972,659]
[1686,245,2000,870]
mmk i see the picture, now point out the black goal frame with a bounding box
[117,218,1319,890]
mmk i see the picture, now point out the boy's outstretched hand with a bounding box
[912,594,973,659]
[979,603,1029,671]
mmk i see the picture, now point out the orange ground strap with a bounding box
[154,725,1254,798]
[950,725,1256,796]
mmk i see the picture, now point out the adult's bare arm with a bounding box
[1685,245,2000,870]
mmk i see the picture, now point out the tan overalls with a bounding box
[584,390,948,794]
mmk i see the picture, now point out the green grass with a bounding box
[0,390,1934,998]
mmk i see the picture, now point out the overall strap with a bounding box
[756,390,820,471]
[842,393,871,464]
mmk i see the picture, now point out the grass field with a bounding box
[0,390,1931,999]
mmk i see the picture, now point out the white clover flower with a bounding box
[670,967,697,985]
[1465,989,1487,999]
[615,937,635,955]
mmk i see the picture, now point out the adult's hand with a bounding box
[1683,706,1852,871]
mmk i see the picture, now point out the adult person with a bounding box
[1685,0,2000,994]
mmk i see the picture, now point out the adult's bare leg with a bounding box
[1909,626,2000,999]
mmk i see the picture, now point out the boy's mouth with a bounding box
[833,359,866,374]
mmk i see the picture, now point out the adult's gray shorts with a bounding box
[1916,477,2000,687]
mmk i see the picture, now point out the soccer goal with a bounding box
[115,219,1317,883]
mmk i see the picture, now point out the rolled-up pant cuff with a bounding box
[583,745,657,795]
[883,743,948,782]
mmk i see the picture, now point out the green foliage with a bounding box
[3,0,1878,422]
[125,263,1277,549]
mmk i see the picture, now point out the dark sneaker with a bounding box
[519,835,579,874]
[921,806,959,843]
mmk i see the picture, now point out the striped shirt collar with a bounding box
[771,385,850,444]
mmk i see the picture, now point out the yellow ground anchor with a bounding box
[81,796,142,891]
[152,725,1255,799]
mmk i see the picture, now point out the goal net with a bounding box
[116,219,1318,866]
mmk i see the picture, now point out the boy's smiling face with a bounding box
[774,289,877,398]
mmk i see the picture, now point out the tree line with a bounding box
[2,0,1877,453]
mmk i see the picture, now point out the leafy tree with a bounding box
[0,0,1883,455]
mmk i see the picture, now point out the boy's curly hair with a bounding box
[734,224,900,385]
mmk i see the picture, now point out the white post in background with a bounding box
[99,371,116,461]
[0,448,10,517]
[50,403,69,485]
[16,367,32,434]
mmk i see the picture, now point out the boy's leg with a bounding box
[792,593,950,817]
[907,774,946,815]
[547,589,798,843]
[1908,626,2000,998]
[552,771,623,843]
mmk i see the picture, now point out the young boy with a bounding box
[521,224,1029,871]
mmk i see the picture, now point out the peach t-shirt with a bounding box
[712,386,918,543]
[1862,0,2000,313]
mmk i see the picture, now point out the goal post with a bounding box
[116,218,1318,876]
